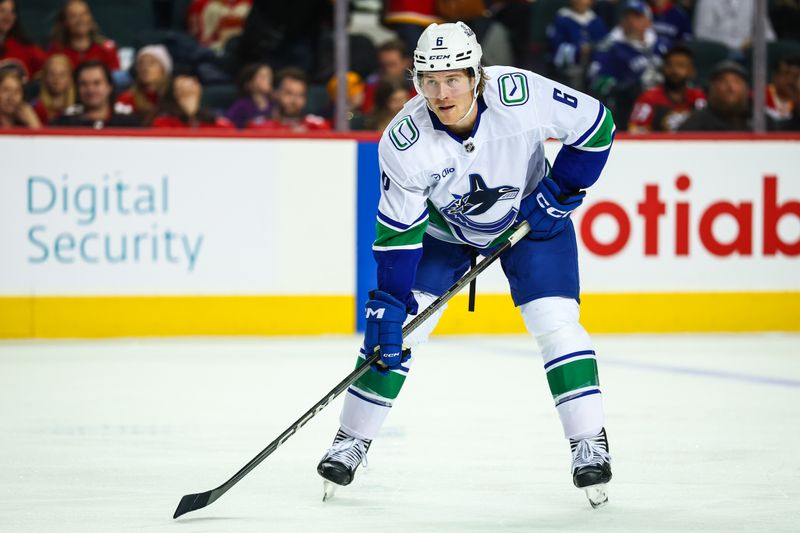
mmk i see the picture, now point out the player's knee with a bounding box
[403,290,444,347]
[520,296,580,340]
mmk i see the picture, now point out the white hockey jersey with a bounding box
[374,65,614,253]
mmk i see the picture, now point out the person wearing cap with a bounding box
[115,45,172,125]
[679,60,751,131]
[587,0,669,128]
[317,20,616,510]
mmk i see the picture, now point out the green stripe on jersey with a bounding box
[352,359,407,400]
[581,106,615,149]
[374,218,428,248]
[546,358,599,399]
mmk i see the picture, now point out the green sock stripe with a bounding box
[352,360,407,400]
[546,358,599,399]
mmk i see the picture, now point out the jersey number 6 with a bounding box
[552,88,578,109]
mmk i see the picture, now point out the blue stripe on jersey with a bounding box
[555,388,601,406]
[377,209,428,231]
[551,141,613,191]
[544,349,596,370]
[374,247,423,314]
[568,101,604,148]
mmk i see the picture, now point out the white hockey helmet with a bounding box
[413,21,482,81]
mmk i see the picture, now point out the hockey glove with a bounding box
[520,177,586,240]
[364,290,407,369]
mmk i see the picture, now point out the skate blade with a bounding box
[583,483,608,509]
[322,481,338,502]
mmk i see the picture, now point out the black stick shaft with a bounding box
[173,222,531,519]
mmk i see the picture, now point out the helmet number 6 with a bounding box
[436,37,444,46]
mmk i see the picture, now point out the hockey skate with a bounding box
[317,428,371,501]
[570,428,612,508]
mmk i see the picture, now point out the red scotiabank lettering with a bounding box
[579,175,799,257]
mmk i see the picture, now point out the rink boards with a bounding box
[0,131,798,337]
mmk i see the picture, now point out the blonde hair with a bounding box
[38,54,75,120]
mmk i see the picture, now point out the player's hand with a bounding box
[519,177,585,240]
[364,290,407,369]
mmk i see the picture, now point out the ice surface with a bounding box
[1,334,799,532]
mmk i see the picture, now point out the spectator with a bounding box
[115,45,173,125]
[0,0,47,80]
[766,55,800,123]
[31,54,74,125]
[326,71,366,130]
[771,74,800,130]
[52,60,140,128]
[588,0,669,128]
[693,0,775,55]
[679,60,751,131]
[361,39,414,115]
[649,0,692,46]
[225,62,273,128]
[248,66,330,132]
[383,1,441,57]
[49,0,120,73]
[547,0,609,90]
[0,68,41,128]
[187,0,252,52]
[366,75,411,132]
[629,44,705,132]
[151,72,234,129]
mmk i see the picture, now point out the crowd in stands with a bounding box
[1,0,799,133]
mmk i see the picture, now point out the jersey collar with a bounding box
[427,95,488,144]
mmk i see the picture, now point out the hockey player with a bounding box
[317,20,615,508]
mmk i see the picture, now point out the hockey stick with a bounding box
[172,221,531,519]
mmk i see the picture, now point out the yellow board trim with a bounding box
[0,292,797,338]
[435,292,800,334]
[0,296,354,338]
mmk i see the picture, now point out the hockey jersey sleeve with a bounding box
[372,140,430,314]
[534,75,615,192]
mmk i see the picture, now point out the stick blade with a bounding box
[173,490,212,519]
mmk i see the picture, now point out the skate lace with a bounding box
[572,437,611,470]
[324,437,369,470]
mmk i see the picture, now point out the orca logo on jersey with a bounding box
[440,173,520,234]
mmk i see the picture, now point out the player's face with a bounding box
[77,67,111,111]
[420,70,475,126]
[275,78,306,119]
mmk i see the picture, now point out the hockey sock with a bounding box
[521,297,605,440]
